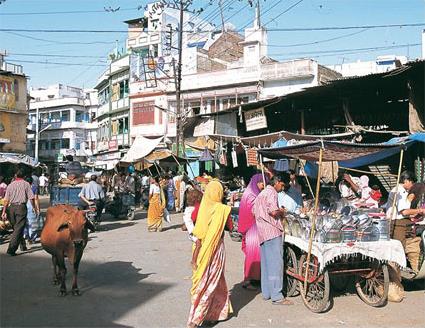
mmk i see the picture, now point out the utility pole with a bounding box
[175,0,184,158]
[35,107,39,161]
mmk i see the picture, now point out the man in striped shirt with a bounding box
[1,170,38,256]
[253,173,293,305]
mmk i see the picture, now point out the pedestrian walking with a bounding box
[147,177,165,232]
[23,176,40,244]
[187,180,233,328]
[252,174,293,305]
[39,173,49,196]
[238,173,266,290]
[1,170,38,256]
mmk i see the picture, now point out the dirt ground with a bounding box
[1,199,424,328]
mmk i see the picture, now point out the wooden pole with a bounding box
[260,154,266,185]
[299,159,315,199]
[303,147,323,294]
[390,148,405,221]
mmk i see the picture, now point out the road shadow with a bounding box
[229,281,260,317]
[0,254,173,327]
[97,221,137,232]
[162,223,183,232]
[403,278,425,291]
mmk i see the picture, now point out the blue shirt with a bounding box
[278,187,303,214]
[79,181,105,200]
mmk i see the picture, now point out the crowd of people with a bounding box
[1,160,424,327]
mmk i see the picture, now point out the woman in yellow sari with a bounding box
[147,177,165,232]
[187,180,233,328]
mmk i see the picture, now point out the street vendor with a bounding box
[386,171,425,249]
[338,172,361,202]
[278,173,303,214]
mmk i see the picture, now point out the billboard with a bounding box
[0,76,16,110]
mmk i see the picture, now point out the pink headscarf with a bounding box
[238,173,266,235]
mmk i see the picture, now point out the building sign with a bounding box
[244,107,267,131]
[0,76,16,110]
[194,118,215,137]
[108,139,118,151]
[0,113,12,144]
[133,101,155,125]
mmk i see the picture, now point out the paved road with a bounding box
[1,199,424,327]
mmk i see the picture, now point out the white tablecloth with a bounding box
[285,235,406,271]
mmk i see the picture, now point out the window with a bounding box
[40,113,49,123]
[51,139,60,150]
[76,111,88,122]
[48,95,55,99]
[40,140,48,150]
[190,101,200,116]
[14,79,19,101]
[61,138,70,149]
[29,114,36,125]
[99,87,110,105]
[61,110,70,122]
[123,117,128,133]
[151,44,159,57]
[119,80,129,99]
[50,112,61,122]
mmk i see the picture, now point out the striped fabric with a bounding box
[4,179,34,204]
[252,185,283,244]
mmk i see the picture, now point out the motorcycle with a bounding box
[105,192,135,220]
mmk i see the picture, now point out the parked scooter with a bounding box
[105,192,135,220]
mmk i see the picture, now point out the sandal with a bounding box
[272,299,294,306]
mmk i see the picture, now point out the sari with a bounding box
[188,181,232,326]
[147,184,165,232]
[238,173,265,282]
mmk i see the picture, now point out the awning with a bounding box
[257,140,407,163]
[185,136,216,151]
[120,136,163,163]
[209,130,355,146]
[0,152,38,167]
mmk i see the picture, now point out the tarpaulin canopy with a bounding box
[0,152,38,167]
[257,140,407,163]
[120,136,163,163]
[209,129,355,147]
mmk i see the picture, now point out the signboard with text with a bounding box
[244,107,267,132]
[0,76,16,110]
[133,101,155,125]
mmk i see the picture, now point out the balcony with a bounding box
[111,97,129,111]
[27,121,97,132]
[29,97,85,110]
[179,59,316,91]
[1,61,24,75]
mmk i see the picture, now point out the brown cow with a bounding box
[41,205,94,296]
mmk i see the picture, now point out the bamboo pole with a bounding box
[303,147,324,294]
[390,148,405,221]
[260,154,266,185]
[299,159,315,199]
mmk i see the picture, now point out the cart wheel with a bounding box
[355,262,389,307]
[284,245,299,297]
[298,254,331,313]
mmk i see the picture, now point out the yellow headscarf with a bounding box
[191,180,231,294]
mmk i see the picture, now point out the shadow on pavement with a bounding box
[97,221,137,232]
[403,278,425,291]
[1,254,174,327]
[229,281,259,317]
[162,223,183,232]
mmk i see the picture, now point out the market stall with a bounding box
[257,138,414,313]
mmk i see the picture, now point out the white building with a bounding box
[327,55,409,77]
[27,84,98,163]
[127,3,340,140]
[93,54,130,169]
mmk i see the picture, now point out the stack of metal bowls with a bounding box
[372,219,390,240]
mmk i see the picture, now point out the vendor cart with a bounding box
[283,235,406,312]
[257,137,418,312]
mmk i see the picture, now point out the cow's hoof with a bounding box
[59,290,67,297]
[71,289,81,296]
[52,279,59,285]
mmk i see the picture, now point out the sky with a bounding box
[1,0,424,89]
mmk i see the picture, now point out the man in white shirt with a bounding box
[386,171,416,248]
[39,173,49,196]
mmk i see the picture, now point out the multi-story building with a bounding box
[93,54,130,169]
[0,53,28,154]
[127,3,340,141]
[27,84,97,163]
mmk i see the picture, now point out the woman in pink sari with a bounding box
[238,173,266,289]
